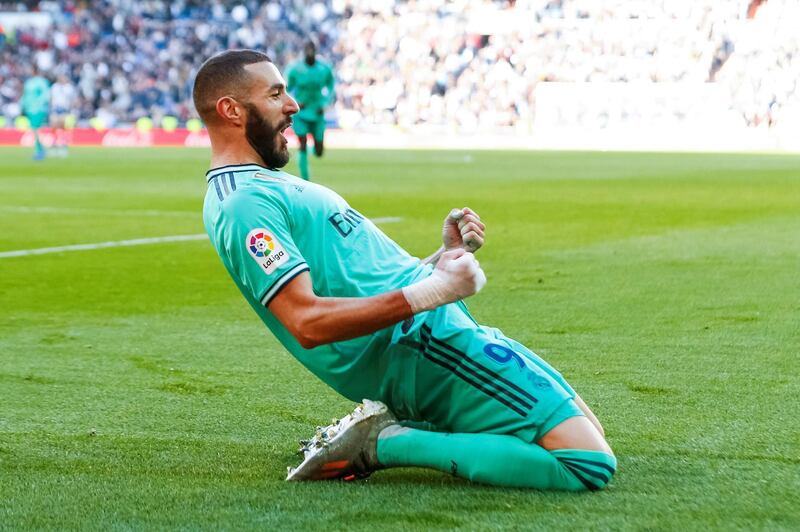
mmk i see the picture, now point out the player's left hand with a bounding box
[442,207,485,253]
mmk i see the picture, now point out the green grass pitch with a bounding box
[1,147,798,529]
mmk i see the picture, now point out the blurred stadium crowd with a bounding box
[0,0,797,131]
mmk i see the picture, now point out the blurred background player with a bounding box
[286,40,335,180]
[49,74,77,157]
[20,67,51,161]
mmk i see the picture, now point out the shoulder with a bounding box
[221,179,296,225]
[223,179,278,208]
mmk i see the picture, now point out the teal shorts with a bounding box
[27,112,49,129]
[381,302,584,443]
[293,116,325,141]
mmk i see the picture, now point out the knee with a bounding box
[314,143,324,157]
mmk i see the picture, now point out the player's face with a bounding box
[242,62,298,168]
[304,42,316,63]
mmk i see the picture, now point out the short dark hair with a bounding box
[192,49,272,122]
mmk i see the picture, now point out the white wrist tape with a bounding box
[402,270,454,314]
[402,254,486,313]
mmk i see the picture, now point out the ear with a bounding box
[215,96,245,126]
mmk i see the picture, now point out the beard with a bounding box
[244,103,291,169]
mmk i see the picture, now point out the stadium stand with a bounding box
[0,0,342,127]
[0,0,797,135]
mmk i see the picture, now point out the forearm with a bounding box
[422,245,445,266]
[291,290,412,349]
[269,252,485,349]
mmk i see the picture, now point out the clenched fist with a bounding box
[403,248,487,313]
[443,207,485,253]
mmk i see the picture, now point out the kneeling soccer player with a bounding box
[194,50,616,491]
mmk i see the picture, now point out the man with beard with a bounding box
[286,40,335,180]
[193,50,616,491]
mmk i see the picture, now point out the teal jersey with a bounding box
[203,164,428,400]
[286,59,335,122]
[21,76,51,116]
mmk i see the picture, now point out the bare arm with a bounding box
[268,272,413,349]
[269,248,486,350]
[268,207,488,349]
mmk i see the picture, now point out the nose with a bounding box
[285,94,299,115]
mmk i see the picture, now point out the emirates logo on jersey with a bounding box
[246,228,288,274]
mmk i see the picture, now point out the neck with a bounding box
[305,57,315,66]
[208,128,266,170]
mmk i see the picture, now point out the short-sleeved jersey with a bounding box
[50,81,77,112]
[203,164,429,400]
[21,76,51,116]
[286,59,335,122]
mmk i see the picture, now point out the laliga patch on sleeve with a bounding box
[246,228,289,274]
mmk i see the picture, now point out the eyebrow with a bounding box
[268,83,285,92]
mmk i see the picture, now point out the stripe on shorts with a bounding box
[419,324,535,417]
[420,324,538,404]
[420,348,529,417]
[213,177,223,201]
[424,341,536,411]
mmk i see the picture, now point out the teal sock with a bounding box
[376,427,616,491]
[298,148,309,180]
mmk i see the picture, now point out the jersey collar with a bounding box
[206,164,268,182]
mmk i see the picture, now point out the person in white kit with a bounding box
[49,74,77,157]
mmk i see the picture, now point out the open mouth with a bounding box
[280,121,292,133]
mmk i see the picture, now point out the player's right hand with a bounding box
[434,248,487,300]
[402,249,486,313]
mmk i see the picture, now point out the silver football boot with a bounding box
[286,399,398,481]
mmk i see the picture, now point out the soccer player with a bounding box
[285,40,334,180]
[20,67,51,161]
[49,74,77,157]
[193,50,616,491]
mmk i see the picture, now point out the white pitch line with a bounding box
[0,234,208,258]
[0,206,196,217]
[0,217,403,259]
[371,216,403,224]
